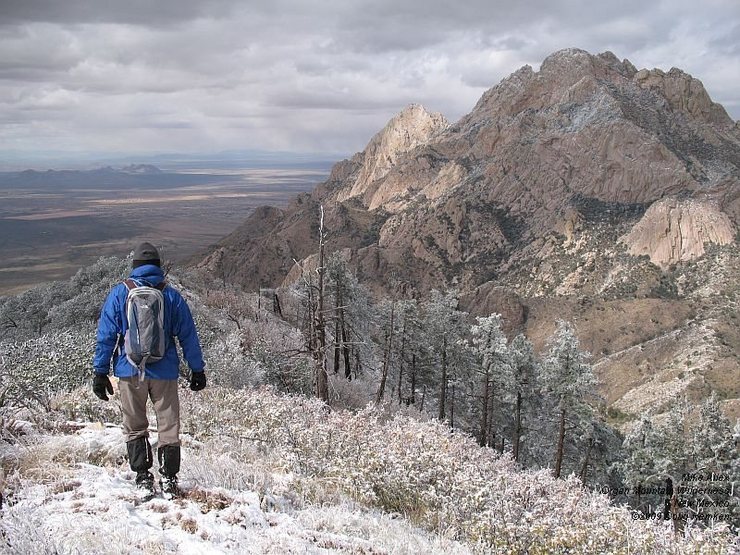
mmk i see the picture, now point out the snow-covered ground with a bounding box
[0,424,471,554]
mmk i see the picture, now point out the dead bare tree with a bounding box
[314,206,330,403]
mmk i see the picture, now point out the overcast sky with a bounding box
[1,0,738,165]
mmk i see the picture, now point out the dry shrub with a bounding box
[186,485,233,512]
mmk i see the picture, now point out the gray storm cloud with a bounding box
[1,0,738,163]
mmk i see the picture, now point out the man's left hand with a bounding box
[190,372,206,391]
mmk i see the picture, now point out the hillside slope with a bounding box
[0,387,733,554]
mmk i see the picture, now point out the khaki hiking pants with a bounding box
[118,377,180,447]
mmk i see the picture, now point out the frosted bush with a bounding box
[328,372,377,410]
[202,330,265,389]
[183,387,735,554]
[0,330,95,413]
[0,505,62,554]
[53,386,122,424]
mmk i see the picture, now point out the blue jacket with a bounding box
[93,265,205,380]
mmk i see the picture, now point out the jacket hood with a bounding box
[129,264,165,286]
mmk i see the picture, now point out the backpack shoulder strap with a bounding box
[124,278,166,291]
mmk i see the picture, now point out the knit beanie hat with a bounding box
[132,242,161,268]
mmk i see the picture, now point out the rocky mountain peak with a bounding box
[540,48,637,79]
[633,67,734,127]
[336,104,448,203]
[466,49,638,122]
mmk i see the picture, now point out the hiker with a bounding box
[92,242,206,496]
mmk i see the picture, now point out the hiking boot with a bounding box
[135,471,155,493]
[158,444,181,497]
[160,475,181,497]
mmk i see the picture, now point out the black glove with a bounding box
[190,371,206,391]
[93,374,114,401]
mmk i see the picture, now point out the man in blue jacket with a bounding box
[92,242,206,496]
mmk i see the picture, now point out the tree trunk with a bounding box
[671,492,683,534]
[306,275,315,352]
[554,407,566,478]
[579,436,594,484]
[314,206,329,403]
[513,391,522,462]
[256,288,261,322]
[341,317,351,379]
[273,293,282,317]
[335,288,351,379]
[397,316,407,405]
[486,389,495,447]
[334,318,341,374]
[450,382,455,428]
[375,301,395,406]
[410,354,417,404]
[438,335,447,421]
[479,373,490,446]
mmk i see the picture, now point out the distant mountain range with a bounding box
[195,48,739,423]
[0,150,342,172]
[0,165,242,190]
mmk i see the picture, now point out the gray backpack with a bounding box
[123,278,166,379]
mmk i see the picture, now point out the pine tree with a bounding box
[651,400,695,531]
[422,290,469,423]
[651,400,692,485]
[375,298,397,405]
[541,320,597,479]
[509,334,537,462]
[326,253,364,380]
[692,393,735,473]
[470,314,512,447]
[620,415,659,512]
[393,299,423,405]
[690,394,738,527]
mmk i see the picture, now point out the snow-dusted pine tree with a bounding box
[509,333,537,462]
[375,297,397,405]
[421,290,469,423]
[470,314,512,447]
[541,320,597,478]
[619,414,659,512]
[692,393,735,474]
[690,394,738,527]
[326,252,366,380]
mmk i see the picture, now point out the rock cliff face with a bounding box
[197,48,739,421]
[621,198,735,268]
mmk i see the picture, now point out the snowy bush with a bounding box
[182,279,313,393]
[0,256,128,342]
[53,386,122,425]
[0,330,95,413]
[182,387,734,554]
[201,330,264,389]
[47,256,130,331]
